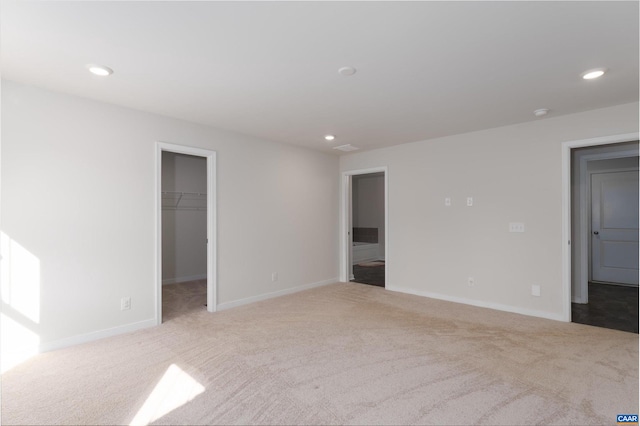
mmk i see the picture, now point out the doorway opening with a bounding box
[156,142,217,325]
[340,168,388,288]
[568,139,638,333]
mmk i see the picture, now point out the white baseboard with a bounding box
[38,318,156,353]
[34,278,335,353]
[162,274,207,285]
[386,285,565,322]
[217,278,337,311]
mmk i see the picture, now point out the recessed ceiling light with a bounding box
[324,135,336,141]
[533,108,549,117]
[87,64,113,77]
[581,68,606,80]
[338,66,356,77]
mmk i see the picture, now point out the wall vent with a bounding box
[333,144,360,152]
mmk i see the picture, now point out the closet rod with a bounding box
[161,191,206,196]
[162,207,207,211]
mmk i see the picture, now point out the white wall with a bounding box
[340,102,639,320]
[1,80,339,351]
[161,152,207,284]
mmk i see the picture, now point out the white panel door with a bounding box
[591,170,639,285]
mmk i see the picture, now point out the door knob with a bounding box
[593,231,599,235]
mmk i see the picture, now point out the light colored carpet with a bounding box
[162,279,208,321]
[1,282,637,425]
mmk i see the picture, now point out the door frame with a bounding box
[155,142,217,325]
[561,132,638,321]
[339,167,388,285]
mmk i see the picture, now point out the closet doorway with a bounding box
[156,142,217,324]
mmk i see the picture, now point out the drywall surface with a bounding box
[1,80,339,350]
[162,152,207,284]
[340,102,639,320]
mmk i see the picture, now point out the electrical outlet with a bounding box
[531,285,540,297]
[445,197,451,206]
[468,277,475,287]
[466,197,473,207]
[121,297,131,311]
[271,272,278,282]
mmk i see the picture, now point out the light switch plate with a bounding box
[509,222,525,232]
[445,197,451,206]
[121,297,131,311]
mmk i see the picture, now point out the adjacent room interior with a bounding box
[570,142,639,333]
[1,1,638,425]
[350,172,386,288]
[161,151,208,321]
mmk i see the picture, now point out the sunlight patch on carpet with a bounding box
[130,364,205,426]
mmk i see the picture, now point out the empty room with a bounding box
[1,1,638,425]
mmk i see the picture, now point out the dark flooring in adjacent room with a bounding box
[571,282,639,334]
[352,261,385,287]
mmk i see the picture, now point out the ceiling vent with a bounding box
[333,144,360,152]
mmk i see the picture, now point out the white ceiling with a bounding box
[2,1,638,154]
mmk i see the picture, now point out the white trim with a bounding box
[340,167,389,286]
[162,274,208,285]
[156,142,217,326]
[339,174,351,282]
[216,278,337,311]
[39,319,156,353]
[561,132,639,322]
[387,285,564,322]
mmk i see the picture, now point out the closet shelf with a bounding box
[162,191,207,211]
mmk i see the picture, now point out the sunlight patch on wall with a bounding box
[0,232,42,373]
[0,313,40,373]
[129,364,205,426]
[1,232,41,323]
